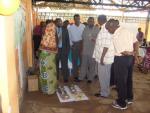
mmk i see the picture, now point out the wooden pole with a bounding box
[145,10,150,39]
[25,0,34,67]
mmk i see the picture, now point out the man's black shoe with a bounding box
[94,93,107,98]
[94,93,101,97]
[87,80,92,83]
[74,78,82,82]
[94,75,98,79]
[64,79,68,83]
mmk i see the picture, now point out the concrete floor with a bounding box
[22,69,150,113]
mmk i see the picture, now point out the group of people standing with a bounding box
[33,14,139,110]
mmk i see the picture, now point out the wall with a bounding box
[0,15,19,113]
[0,0,33,113]
[15,0,33,110]
[14,5,27,107]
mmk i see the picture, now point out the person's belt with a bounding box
[72,40,82,45]
[115,51,134,56]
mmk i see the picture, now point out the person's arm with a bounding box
[81,28,86,54]
[101,47,108,65]
[134,41,139,64]
[134,41,139,55]
[100,28,111,65]
[67,27,73,46]
[66,28,70,54]
[55,29,59,47]
[81,28,86,43]
[133,32,139,61]
[91,27,100,42]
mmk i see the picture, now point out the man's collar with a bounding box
[74,23,80,27]
[114,26,121,35]
[88,25,94,28]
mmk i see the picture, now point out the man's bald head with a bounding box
[97,15,107,26]
[105,19,120,34]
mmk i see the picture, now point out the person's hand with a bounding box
[121,51,134,56]
[121,51,128,55]
[100,57,104,65]
[134,54,140,64]
[91,38,96,42]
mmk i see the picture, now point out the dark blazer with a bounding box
[56,27,70,56]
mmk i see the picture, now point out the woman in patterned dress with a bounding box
[139,47,150,74]
[39,20,58,94]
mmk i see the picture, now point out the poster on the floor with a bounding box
[56,85,88,103]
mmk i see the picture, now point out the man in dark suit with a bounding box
[55,18,70,83]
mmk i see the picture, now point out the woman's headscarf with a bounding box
[40,22,57,52]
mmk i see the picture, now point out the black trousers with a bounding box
[56,48,69,81]
[110,63,115,86]
[72,42,82,78]
[33,35,42,58]
[114,56,134,107]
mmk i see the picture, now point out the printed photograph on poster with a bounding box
[57,85,89,103]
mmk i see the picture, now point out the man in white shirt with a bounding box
[68,14,85,82]
[93,15,114,98]
[105,19,138,110]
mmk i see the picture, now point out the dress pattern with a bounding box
[39,22,57,94]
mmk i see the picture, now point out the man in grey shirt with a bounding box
[79,17,99,83]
